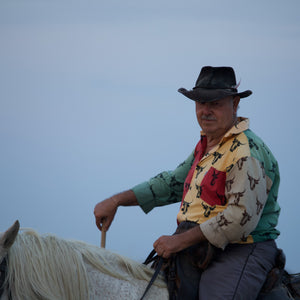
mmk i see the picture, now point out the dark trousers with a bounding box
[199,240,278,300]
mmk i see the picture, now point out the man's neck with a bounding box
[206,136,223,153]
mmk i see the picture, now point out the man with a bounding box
[94,66,281,299]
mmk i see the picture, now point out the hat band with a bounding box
[193,87,238,93]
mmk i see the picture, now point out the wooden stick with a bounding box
[101,230,106,248]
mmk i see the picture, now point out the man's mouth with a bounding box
[201,116,216,121]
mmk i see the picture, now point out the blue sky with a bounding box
[1,0,300,273]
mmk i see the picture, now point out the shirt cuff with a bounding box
[200,221,229,250]
[132,182,155,214]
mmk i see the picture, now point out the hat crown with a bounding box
[195,66,237,90]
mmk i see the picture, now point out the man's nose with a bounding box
[202,103,212,114]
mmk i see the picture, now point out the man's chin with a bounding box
[200,124,216,133]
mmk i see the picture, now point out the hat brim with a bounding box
[178,87,252,102]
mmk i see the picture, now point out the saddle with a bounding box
[259,250,300,299]
[143,221,216,300]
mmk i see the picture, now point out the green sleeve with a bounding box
[132,151,195,214]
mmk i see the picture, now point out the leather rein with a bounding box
[0,255,11,300]
[140,250,164,300]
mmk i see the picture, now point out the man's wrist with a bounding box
[112,190,138,207]
[111,197,119,207]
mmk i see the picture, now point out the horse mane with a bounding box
[6,228,165,299]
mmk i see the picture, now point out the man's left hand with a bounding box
[153,225,207,259]
[153,235,184,259]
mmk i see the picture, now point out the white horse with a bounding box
[0,221,168,300]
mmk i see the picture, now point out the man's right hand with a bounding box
[94,197,118,232]
[94,190,138,232]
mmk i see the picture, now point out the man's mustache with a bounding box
[201,115,217,121]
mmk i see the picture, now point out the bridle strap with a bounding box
[0,256,8,298]
[0,255,12,300]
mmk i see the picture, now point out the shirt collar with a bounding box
[200,117,249,145]
[223,117,249,137]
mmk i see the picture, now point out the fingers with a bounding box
[94,199,117,231]
[95,209,115,232]
[153,236,171,259]
[95,216,112,232]
[102,216,113,232]
[155,247,170,259]
[153,239,159,249]
[95,217,104,231]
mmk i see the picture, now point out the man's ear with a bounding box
[233,96,240,114]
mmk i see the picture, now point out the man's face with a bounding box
[195,96,240,138]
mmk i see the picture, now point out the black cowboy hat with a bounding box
[178,66,252,102]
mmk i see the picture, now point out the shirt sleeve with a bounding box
[132,151,195,214]
[200,156,272,249]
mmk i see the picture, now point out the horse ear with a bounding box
[0,220,20,250]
